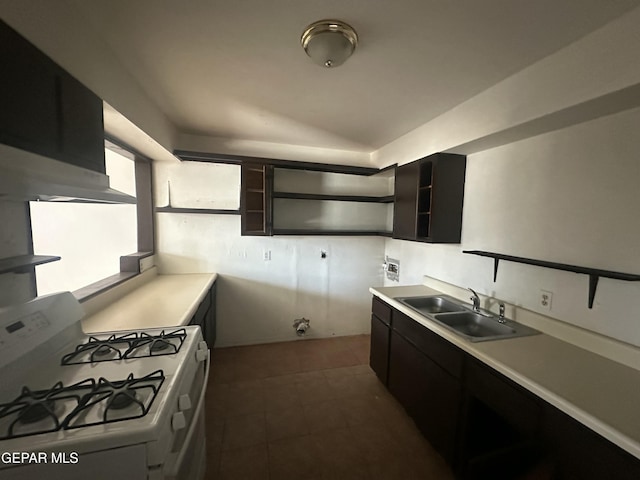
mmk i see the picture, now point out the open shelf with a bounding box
[156,207,240,215]
[272,192,394,203]
[0,255,61,274]
[463,250,640,308]
[273,229,392,236]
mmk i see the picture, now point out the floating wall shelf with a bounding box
[272,229,392,237]
[463,250,640,309]
[272,192,394,203]
[0,255,61,274]
[155,207,240,215]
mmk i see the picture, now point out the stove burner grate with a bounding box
[0,379,95,440]
[64,369,165,428]
[60,329,187,365]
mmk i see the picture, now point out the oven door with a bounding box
[157,348,210,480]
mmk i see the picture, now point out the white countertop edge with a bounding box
[176,273,217,326]
[370,286,640,460]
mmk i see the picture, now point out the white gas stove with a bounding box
[0,292,210,480]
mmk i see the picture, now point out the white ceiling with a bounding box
[70,0,639,153]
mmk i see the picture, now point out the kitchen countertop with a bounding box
[371,284,640,460]
[82,273,216,333]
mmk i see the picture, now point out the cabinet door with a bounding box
[459,359,544,479]
[542,404,640,480]
[241,163,273,235]
[369,314,390,384]
[388,331,461,463]
[429,153,466,243]
[206,282,217,347]
[392,161,419,240]
[58,71,105,173]
[0,20,58,157]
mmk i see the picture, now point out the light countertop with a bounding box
[370,284,640,460]
[82,272,216,333]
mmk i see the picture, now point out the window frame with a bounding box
[61,136,155,302]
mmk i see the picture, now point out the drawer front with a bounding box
[466,359,541,435]
[371,296,392,326]
[392,309,464,379]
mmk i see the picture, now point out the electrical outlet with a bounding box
[540,290,553,311]
[263,249,271,261]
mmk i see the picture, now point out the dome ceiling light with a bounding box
[301,19,358,68]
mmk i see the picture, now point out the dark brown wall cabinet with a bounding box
[240,163,273,235]
[369,296,640,479]
[0,20,105,173]
[393,152,466,243]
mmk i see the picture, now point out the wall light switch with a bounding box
[263,249,271,261]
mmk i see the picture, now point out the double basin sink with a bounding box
[396,295,540,342]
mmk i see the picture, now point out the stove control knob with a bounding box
[178,394,192,411]
[196,349,209,362]
[172,412,186,431]
[198,341,208,350]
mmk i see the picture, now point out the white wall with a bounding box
[385,106,640,347]
[154,162,386,346]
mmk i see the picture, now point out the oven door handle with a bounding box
[163,347,210,478]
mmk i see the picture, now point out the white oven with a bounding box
[0,292,209,480]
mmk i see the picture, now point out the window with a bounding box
[30,141,153,297]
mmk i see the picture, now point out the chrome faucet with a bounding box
[498,303,506,323]
[468,288,481,312]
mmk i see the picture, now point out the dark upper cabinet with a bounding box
[58,71,105,172]
[0,20,105,173]
[240,163,273,236]
[392,160,420,239]
[393,152,466,243]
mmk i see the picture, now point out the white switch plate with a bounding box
[263,249,271,261]
[540,290,553,311]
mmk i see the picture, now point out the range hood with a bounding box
[0,143,136,204]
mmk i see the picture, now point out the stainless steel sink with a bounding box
[396,295,540,342]
[397,295,466,315]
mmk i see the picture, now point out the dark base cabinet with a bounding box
[369,296,392,384]
[542,404,640,480]
[369,295,640,479]
[189,282,217,347]
[388,332,462,464]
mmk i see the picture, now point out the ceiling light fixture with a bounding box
[301,19,358,68]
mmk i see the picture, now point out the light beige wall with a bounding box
[384,106,640,347]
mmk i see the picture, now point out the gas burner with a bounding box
[110,390,137,410]
[20,399,56,424]
[65,370,164,428]
[60,329,187,365]
[0,379,94,440]
[124,329,187,359]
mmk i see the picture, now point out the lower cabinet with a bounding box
[542,403,640,480]
[189,282,217,347]
[388,331,462,464]
[369,314,390,384]
[369,295,640,479]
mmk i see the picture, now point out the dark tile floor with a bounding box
[204,334,454,479]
